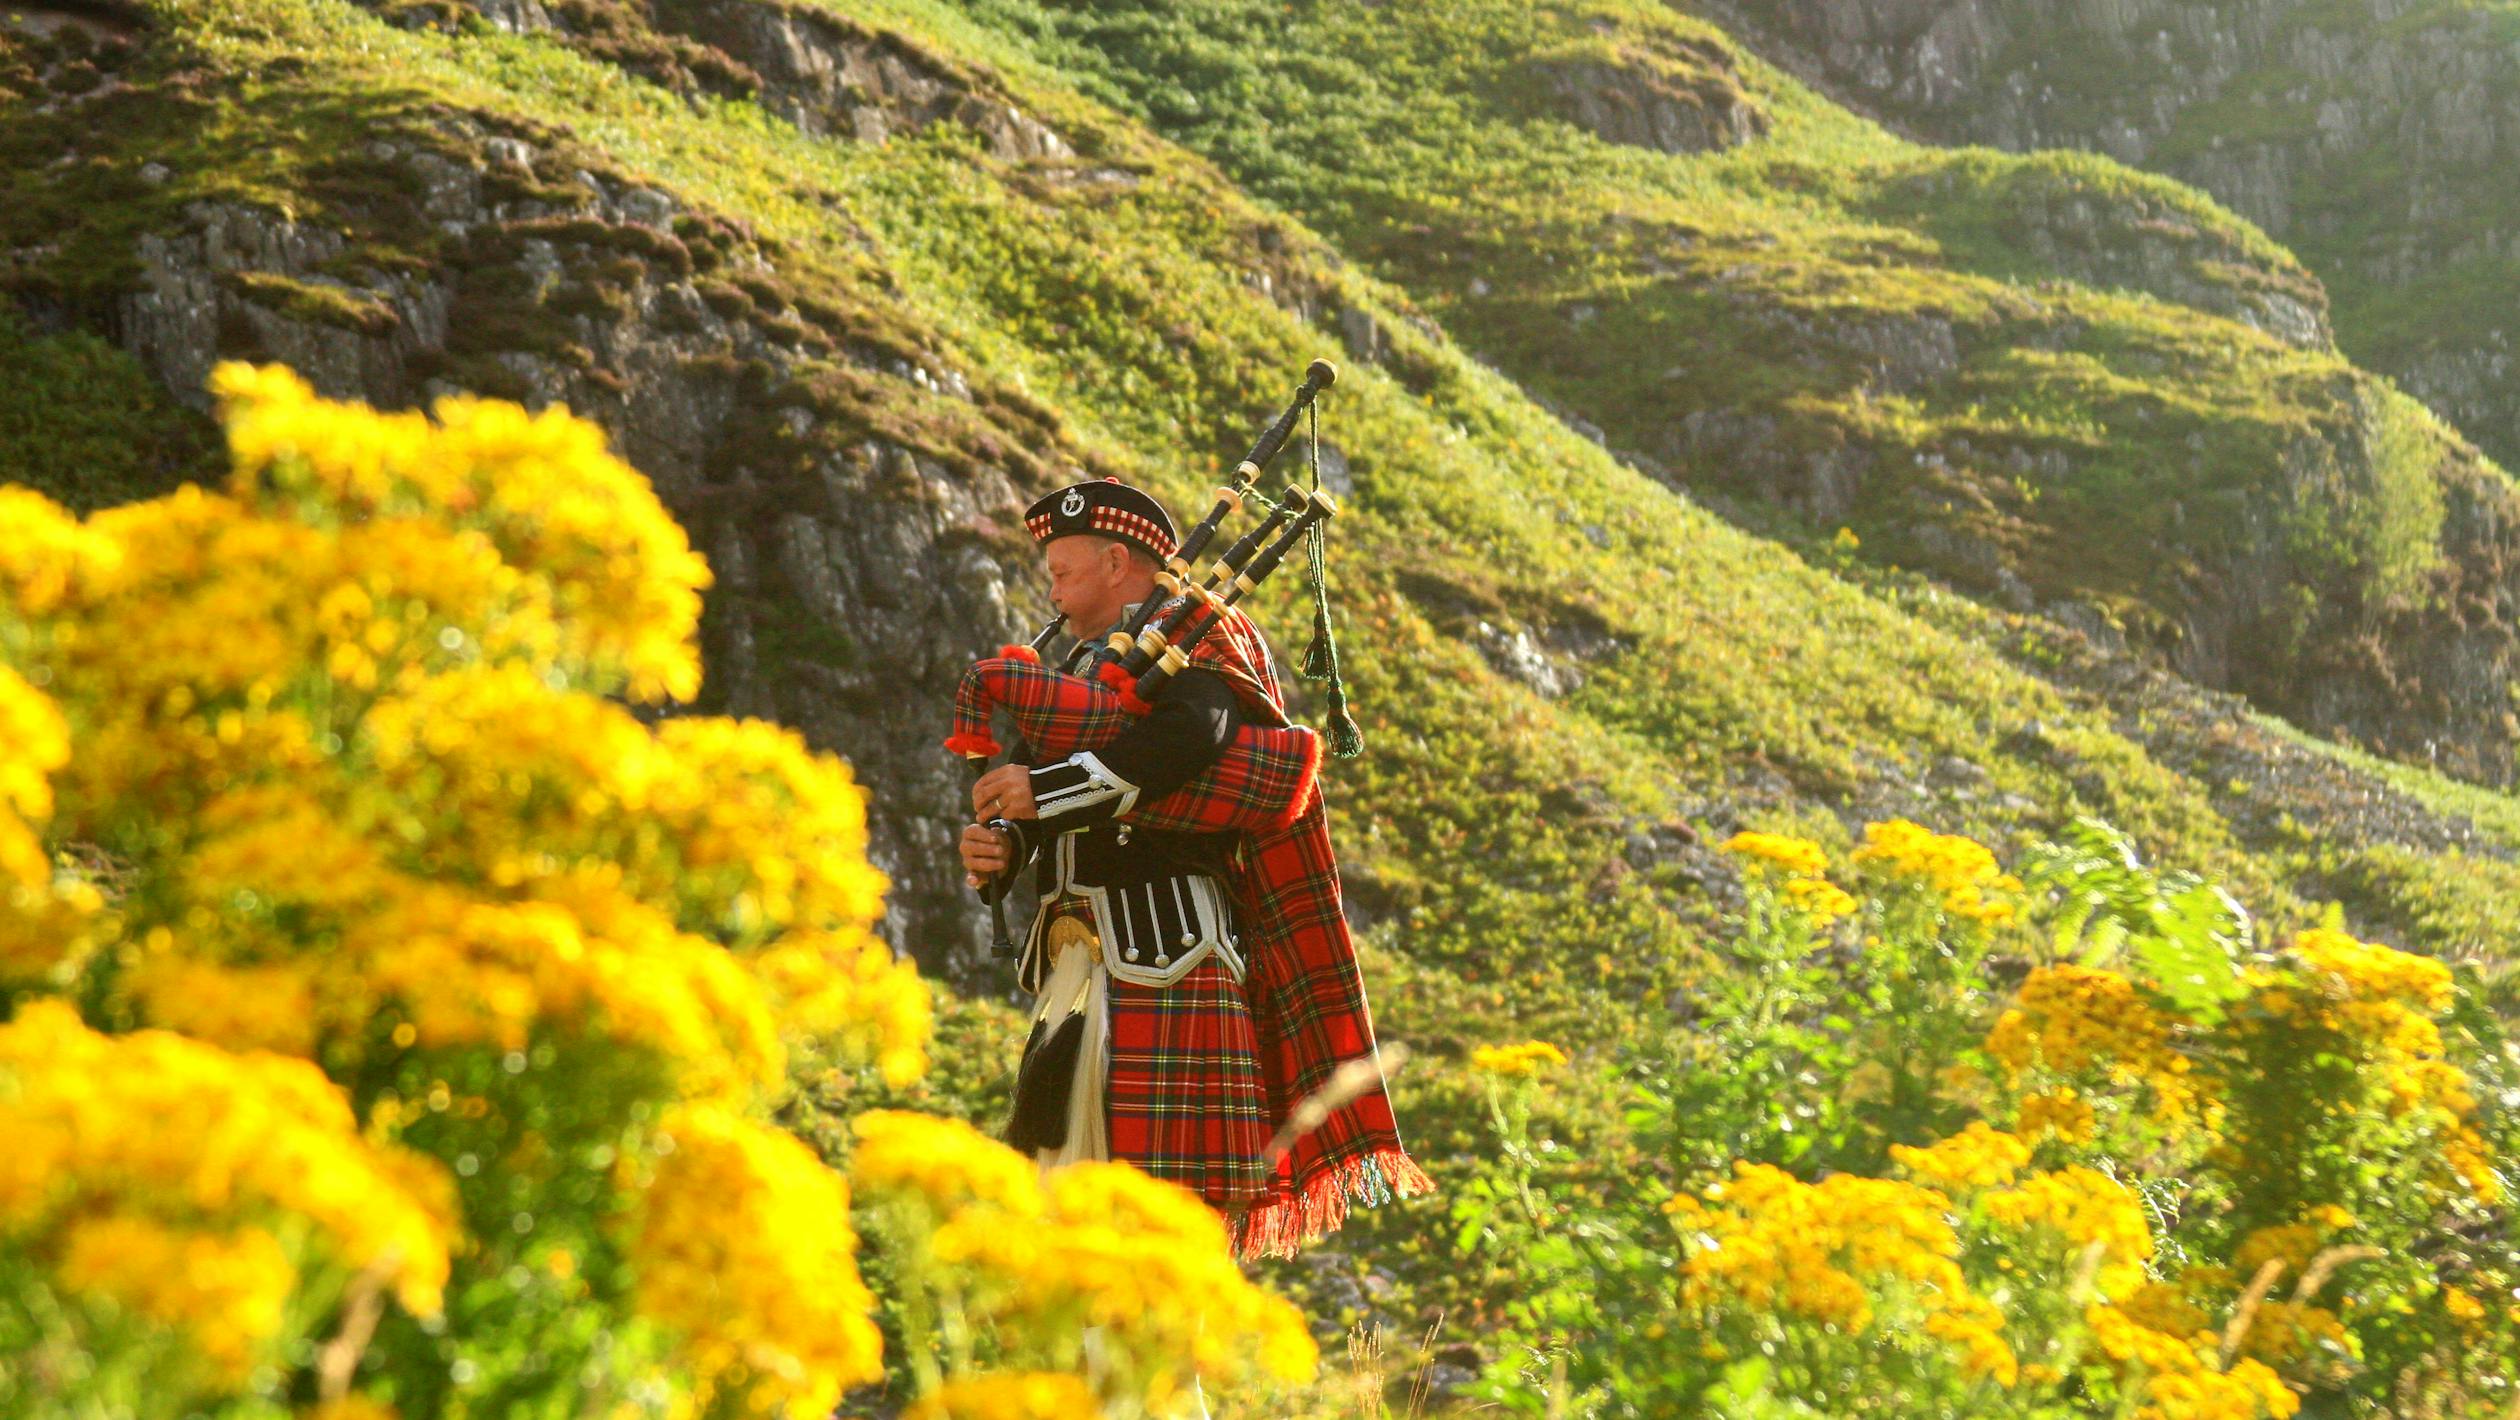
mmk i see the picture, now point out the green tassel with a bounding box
[1301,604,1337,681]
[1326,688,1364,760]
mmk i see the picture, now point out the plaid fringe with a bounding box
[1234,1146,1437,1261]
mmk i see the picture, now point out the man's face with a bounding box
[1043,535,1133,638]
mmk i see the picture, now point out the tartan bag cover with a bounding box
[945,655,1322,835]
[945,601,1431,1256]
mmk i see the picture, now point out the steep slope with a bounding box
[935,0,2520,788]
[10,0,2520,1341]
[1715,0,2520,479]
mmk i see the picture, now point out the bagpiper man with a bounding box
[958,475,1428,1257]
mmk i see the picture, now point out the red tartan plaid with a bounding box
[970,603,1432,1253]
[947,603,1430,1252]
[1105,959,1274,1207]
[946,648,1321,834]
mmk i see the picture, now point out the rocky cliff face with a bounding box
[3,0,1432,979]
[1712,0,2520,474]
[10,0,1119,978]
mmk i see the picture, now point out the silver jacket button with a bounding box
[1124,947,1141,962]
[1155,953,1171,967]
[1115,826,1132,844]
[1178,932,1196,946]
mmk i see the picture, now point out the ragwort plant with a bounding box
[0,366,1313,1419]
[1455,817,2518,1418]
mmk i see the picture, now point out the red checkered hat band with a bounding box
[1090,506,1175,558]
[1023,479,1179,560]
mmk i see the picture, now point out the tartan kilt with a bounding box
[1103,959,1275,1209]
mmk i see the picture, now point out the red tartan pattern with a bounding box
[947,656,1320,833]
[1192,608,1433,1256]
[952,601,1430,1255]
[1104,960,1274,1206]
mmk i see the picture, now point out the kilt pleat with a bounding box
[1103,959,1274,1209]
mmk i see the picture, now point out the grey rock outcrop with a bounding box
[99,114,1072,980]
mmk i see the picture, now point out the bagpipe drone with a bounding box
[944,359,1356,955]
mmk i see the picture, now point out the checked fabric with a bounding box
[949,599,1431,1256]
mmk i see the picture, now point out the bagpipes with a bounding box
[945,360,1352,955]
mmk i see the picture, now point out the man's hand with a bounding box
[971,763,1038,822]
[959,822,1014,889]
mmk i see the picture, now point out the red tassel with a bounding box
[1115,687,1153,716]
[1095,660,1133,692]
[942,731,1002,758]
[996,644,1040,664]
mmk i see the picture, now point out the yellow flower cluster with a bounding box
[55,1215,294,1379]
[0,484,120,615]
[852,1109,1049,1216]
[1718,831,1857,923]
[210,362,711,702]
[1718,830,1828,878]
[2244,929,2498,1204]
[1891,1122,2032,1188]
[0,1002,453,1362]
[905,1373,1105,1420]
[1986,964,2200,1120]
[855,1112,1317,1402]
[1851,818,2023,924]
[1470,1039,1570,1077]
[1667,1162,2015,1383]
[0,663,99,991]
[2016,1087,2097,1144]
[2288,928,2452,1013]
[1979,1166,2155,1297]
[0,664,66,887]
[2085,1303,2300,1420]
[0,367,942,1409]
[619,1103,884,1416]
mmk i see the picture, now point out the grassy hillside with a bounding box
[8,0,2520,1387]
[925,0,2520,788]
[1721,0,2520,481]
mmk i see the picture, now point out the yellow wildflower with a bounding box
[2086,1304,2302,1419]
[2232,1300,2351,1367]
[1470,1040,1569,1077]
[618,1103,883,1416]
[0,665,67,888]
[1781,873,1857,922]
[2016,1088,2097,1144]
[1718,830,1828,878]
[0,483,120,614]
[1890,1122,2032,1189]
[1985,963,2199,1120]
[0,1001,453,1318]
[851,1109,1046,1218]
[1672,1161,1996,1364]
[2287,928,2451,1013]
[1982,1167,2154,1296]
[931,1162,1316,1392]
[55,1216,294,1379]
[906,1372,1105,1420]
[1851,818,2022,923]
